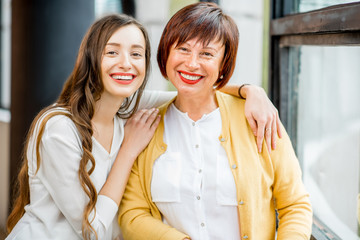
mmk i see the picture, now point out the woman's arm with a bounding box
[270,124,312,239]
[138,90,176,109]
[119,158,189,240]
[220,84,282,153]
[99,108,160,205]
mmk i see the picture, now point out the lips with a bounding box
[178,71,203,84]
[110,73,136,85]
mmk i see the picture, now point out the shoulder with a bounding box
[41,108,74,129]
[36,107,80,142]
[216,91,245,104]
[216,91,246,114]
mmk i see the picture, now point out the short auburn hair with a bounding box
[157,2,239,89]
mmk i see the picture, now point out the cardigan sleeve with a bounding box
[270,124,313,240]
[118,157,189,240]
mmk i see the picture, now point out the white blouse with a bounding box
[151,103,240,240]
[6,90,175,240]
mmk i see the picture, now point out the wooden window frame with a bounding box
[269,1,360,239]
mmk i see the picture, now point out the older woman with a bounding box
[119,2,312,240]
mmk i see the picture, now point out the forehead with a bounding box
[176,38,224,49]
[107,24,145,47]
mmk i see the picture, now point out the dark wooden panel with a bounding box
[9,0,94,211]
[279,32,360,46]
[271,2,360,36]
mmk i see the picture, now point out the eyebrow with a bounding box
[203,46,219,51]
[180,42,221,52]
[106,42,145,49]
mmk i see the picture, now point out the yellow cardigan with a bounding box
[119,91,312,240]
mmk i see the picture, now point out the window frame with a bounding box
[0,1,2,108]
[269,1,360,239]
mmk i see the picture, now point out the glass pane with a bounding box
[298,0,359,13]
[294,45,360,238]
[1,0,11,109]
[95,0,122,18]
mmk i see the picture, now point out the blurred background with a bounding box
[0,0,359,239]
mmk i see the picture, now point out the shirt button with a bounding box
[220,137,226,142]
[196,196,200,200]
[192,122,195,126]
[198,169,202,173]
[243,235,249,239]
[195,144,199,148]
[232,164,237,169]
[201,223,205,227]
[239,201,244,205]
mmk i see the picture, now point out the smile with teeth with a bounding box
[111,73,136,84]
[112,75,133,80]
[180,72,202,81]
[178,71,203,84]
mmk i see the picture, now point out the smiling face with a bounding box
[165,38,225,97]
[100,24,146,102]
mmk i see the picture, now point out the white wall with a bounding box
[135,0,171,91]
[221,0,264,86]
[0,110,10,231]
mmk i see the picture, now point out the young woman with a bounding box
[7,13,281,240]
[119,3,312,240]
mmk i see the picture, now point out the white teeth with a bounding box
[112,75,133,80]
[180,72,201,81]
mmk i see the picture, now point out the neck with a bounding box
[92,94,124,125]
[174,90,218,121]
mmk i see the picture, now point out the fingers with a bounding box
[271,118,277,150]
[150,114,161,130]
[256,120,265,153]
[144,108,159,125]
[265,123,272,153]
[127,108,160,129]
[276,111,282,138]
[129,109,147,123]
[246,113,258,137]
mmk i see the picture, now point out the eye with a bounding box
[201,52,214,57]
[131,52,143,58]
[106,50,118,56]
[177,47,189,52]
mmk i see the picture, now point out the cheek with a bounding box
[137,62,146,84]
[137,59,146,74]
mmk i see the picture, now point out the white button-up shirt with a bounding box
[151,103,240,240]
[6,90,176,240]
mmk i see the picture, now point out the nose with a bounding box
[185,53,200,70]
[118,53,131,70]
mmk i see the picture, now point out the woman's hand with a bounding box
[241,85,282,153]
[122,108,161,158]
[99,108,160,205]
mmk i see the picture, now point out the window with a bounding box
[270,1,360,239]
[1,0,11,110]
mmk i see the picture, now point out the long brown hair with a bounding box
[6,14,151,239]
[157,2,239,89]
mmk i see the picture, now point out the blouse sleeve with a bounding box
[270,124,313,240]
[138,90,176,109]
[35,115,118,239]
